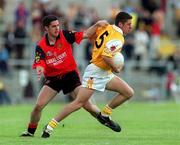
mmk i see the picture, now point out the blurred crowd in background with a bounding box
[0,0,180,104]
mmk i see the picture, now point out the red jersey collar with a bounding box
[45,33,60,46]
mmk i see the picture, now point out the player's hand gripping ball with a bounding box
[112,52,124,70]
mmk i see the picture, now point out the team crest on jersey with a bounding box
[46,51,53,56]
[57,43,62,49]
[106,39,122,54]
[87,77,94,89]
[35,52,41,63]
[110,45,116,52]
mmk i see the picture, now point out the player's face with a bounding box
[47,20,60,37]
[121,19,132,35]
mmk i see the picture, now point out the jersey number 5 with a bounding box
[95,31,109,48]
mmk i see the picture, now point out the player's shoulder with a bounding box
[103,25,124,53]
[96,24,110,34]
[105,25,124,47]
[98,25,119,39]
[106,24,114,31]
[102,24,115,33]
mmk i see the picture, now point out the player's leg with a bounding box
[97,75,134,132]
[41,87,94,138]
[30,85,58,123]
[69,85,100,117]
[56,88,94,121]
[105,75,134,109]
[66,70,121,132]
[21,85,57,137]
[72,86,121,132]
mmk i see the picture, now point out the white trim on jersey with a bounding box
[112,25,123,34]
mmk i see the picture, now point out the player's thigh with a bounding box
[75,87,94,104]
[70,86,96,110]
[36,85,58,107]
[106,75,133,95]
[69,85,81,99]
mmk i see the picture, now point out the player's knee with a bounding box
[74,101,84,110]
[82,102,92,111]
[126,88,134,99]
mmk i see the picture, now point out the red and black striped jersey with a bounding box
[32,30,83,77]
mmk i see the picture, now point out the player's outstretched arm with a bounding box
[83,20,109,39]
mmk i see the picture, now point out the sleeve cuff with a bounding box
[75,32,84,44]
[32,60,46,69]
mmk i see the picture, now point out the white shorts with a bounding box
[82,63,115,92]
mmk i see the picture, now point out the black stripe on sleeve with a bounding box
[62,30,76,44]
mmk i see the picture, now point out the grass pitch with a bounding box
[0,102,179,145]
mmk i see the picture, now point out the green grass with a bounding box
[0,102,179,145]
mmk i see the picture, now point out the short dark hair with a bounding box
[42,15,58,27]
[115,11,132,26]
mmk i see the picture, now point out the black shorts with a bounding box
[44,70,81,94]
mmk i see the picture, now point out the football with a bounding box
[112,52,124,68]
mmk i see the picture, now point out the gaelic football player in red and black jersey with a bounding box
[20,15,114,137]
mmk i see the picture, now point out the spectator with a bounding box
[3,23,15,56]
[108,5,120,24]
[165,71,175,100]
[141,0,159,14]
[149,8,164,59]
[15,1,29,27]
[0,43,9,74]
[66,2,78,28]
[73,6,86,31]
[0,0,5,22]
[30,22,42,42]
[167,46,180,70]
[31,0,42,26]
[0,81,11,105]
[134,23,149,69]
[122,33,134,61]
[172,0,180,37]
[0,0,5,10]
[39,0,52,18]
[14,19,26,61]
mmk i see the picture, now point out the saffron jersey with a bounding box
[32,30,83,77]
[91,25,124,71]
